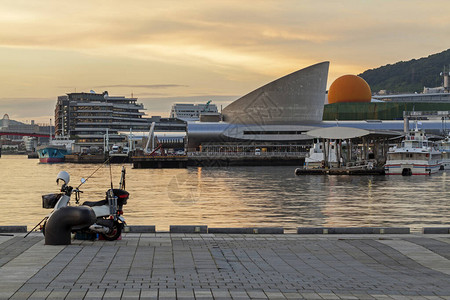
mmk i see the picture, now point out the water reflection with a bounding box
[0,155,448,232]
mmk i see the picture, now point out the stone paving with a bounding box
[0,233,449,299]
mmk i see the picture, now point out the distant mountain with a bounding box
[358,49,450,94]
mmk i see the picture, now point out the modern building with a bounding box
[323,101,450,121]
[187,62,450,155]
[55,91,149,149]
[169,102,218,121]
[324,74,450,121]
[222,62,329,125]
[372,92,450,103]
[187,62,330,151]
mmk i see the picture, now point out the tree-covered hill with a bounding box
[358,49,450,94]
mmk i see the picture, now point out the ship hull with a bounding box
[385,162,441,175]
[37,147,69,164]
[39,157,65,163]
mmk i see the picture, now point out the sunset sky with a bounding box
[0,0,449,123]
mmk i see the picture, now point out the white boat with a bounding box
[384,127,441,175]
[437,135,450,170]
[305,139,342,169]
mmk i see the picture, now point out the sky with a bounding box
[0,0,449,124]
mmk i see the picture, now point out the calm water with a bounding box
[0,155,449,232]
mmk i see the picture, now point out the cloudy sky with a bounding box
[0,0,449,123]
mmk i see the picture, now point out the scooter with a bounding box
[41,166,129,241]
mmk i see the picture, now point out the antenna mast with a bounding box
[49,119,52,143]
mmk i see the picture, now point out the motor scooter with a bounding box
[41,167,129,241]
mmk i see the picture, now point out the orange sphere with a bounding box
[328,75,372,104]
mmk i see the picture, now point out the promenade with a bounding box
[0,232,449,299]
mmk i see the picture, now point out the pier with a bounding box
[1,227,449,299]
[295,167,385,175]
[65,154,130,164]
[132,153,305,168]
[133,155,188,168]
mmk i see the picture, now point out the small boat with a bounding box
[384,127,441,175]
[437,135,450,170]
[304,139,342,169]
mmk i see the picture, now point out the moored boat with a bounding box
[37,146,69,163]
[304,139,342,169]
[384,127,441,175]
[37,137,75,163]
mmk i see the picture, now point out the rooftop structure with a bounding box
[169,102,218,121]
[187,62,330,150]
[327,75,371,104]
[55,91,148,149]
[222,62,329,125]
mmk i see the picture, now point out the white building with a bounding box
[55,91,149,149]
[169,102,218,121]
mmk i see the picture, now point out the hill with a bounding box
[358,49,450,94]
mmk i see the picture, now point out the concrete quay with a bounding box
[0,233,449,300]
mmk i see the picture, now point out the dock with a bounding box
[133,155,188,168]
[65,154,130,164]
[132,155,305,168]
[65,154,106,164]
[295,167,386,175]
[1,228,449,299]
[188,155,304,167]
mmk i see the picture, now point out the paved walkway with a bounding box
[0,233,449,299]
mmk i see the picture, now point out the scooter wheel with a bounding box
[100,222,122,241]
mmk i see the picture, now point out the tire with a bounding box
[100,222,122,241]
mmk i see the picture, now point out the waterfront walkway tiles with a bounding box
[379,239,450,275]
[0,239,64,299]
[0,233,449,299]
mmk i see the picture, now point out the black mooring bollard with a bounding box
[45,206,96,245]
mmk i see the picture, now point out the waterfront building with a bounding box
[222,62,328,125]
[170,102,218,121]
[323,75,450,121]
[55,91,149,150]
[187,62,450,155]
[372,92,450,103]
[188,62,330,151]
[323,101,450,121]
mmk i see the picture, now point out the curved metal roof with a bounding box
[307,127,370,139]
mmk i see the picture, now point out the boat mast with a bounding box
[49,119,52,143]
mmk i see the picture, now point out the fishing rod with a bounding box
[76,155,112,189]
[23,216,48,238]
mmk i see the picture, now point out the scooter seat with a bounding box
[82,199,108,207]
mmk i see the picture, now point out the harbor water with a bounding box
[0,155,449,232]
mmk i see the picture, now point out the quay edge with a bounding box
[6,225,450,234]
